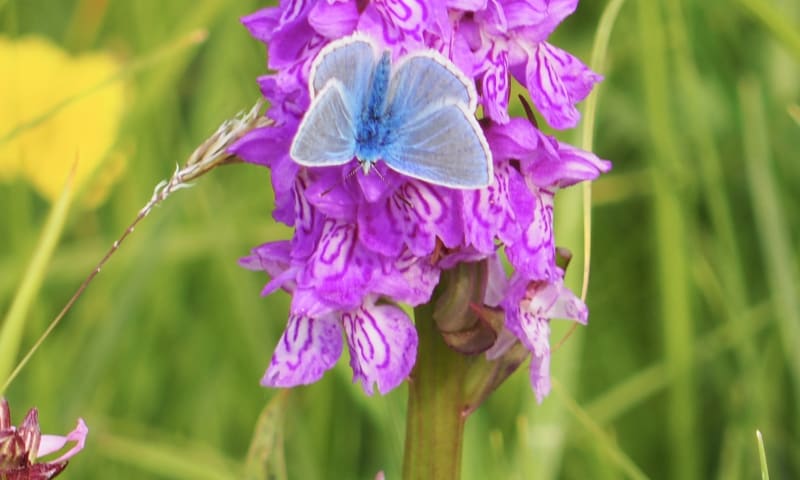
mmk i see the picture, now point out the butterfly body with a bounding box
[290,34,493,189]
[354,52,395,169]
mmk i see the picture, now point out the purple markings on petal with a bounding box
[479,0,509,35]
[530,348,551,403]
[402,182,463,252]
[263,313,343,387]
[501,274,588,401]
[258,74,309,123]
[268,18,319,70]
[514,305,553,402]
[358,196,406,257]
[359,181,460,257]
[291,173,327,257]
[506,188,556,281]
[342,301,418,395]
[465,162,531,253]
[381,249,441,306]
[518,306,551,357]
[312,220,354,278]
[378,0,429,40]
[525,278,589,326]
[302,220,378,310]
[480,42,510,123]
[359,4,406,48]
[279,0,313,26]
[526,42,602,130]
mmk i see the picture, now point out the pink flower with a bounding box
[0,398,88,479]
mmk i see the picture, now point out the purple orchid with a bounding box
[234,0,610,399]
[0,398,88,479]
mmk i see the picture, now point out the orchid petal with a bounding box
[38,419,88,463]
[262,313,343,387]
[342,301,417,395]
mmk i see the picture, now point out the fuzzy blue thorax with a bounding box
[354,51,395,173]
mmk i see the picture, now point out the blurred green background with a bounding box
[1,0,798,478]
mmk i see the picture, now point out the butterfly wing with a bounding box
[382,103,493,188]
[310,35,377,112]
[386,51,477,123]
[290,79,357,167]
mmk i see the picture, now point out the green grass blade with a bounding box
[738,77,800,400]
[244,391,289,480]
[0,168,75,391]
[736,0,800,63]
[586,301,771,424]
[636,0,698,478]
[96,429,239,480]
[552,380,650,480]
[756,430,769,480]
[539,1,625,478]
[577,0,626,299]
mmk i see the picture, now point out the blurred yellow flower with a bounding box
[0,35,126,205]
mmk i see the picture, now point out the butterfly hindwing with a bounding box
[290,80,357,167]
[382,103,492,188]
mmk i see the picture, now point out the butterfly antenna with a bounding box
[318,164,361,197]
[371,164,386,183]
[1,101,268,392]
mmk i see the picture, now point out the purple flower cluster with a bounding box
[233,0,610,400]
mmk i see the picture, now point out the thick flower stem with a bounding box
[403,298,470,480]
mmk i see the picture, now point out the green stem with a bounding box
[403,298,470,480]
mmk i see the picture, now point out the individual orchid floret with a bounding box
[241,240,420,396]
[0,398,88,480]
[258,298,419,396]
[501,274,588,403]
[452,0,603,128]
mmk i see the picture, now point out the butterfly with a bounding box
[290,34,493,189]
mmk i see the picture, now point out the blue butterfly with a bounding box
[290,35,493,189]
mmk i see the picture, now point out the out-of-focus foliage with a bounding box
[0,34,125,205]
[0,0,797,479]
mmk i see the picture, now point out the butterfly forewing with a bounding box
[290,80,357,167]
[382,103,492,188]
[387,52,476,124]
[311,37,376,113]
